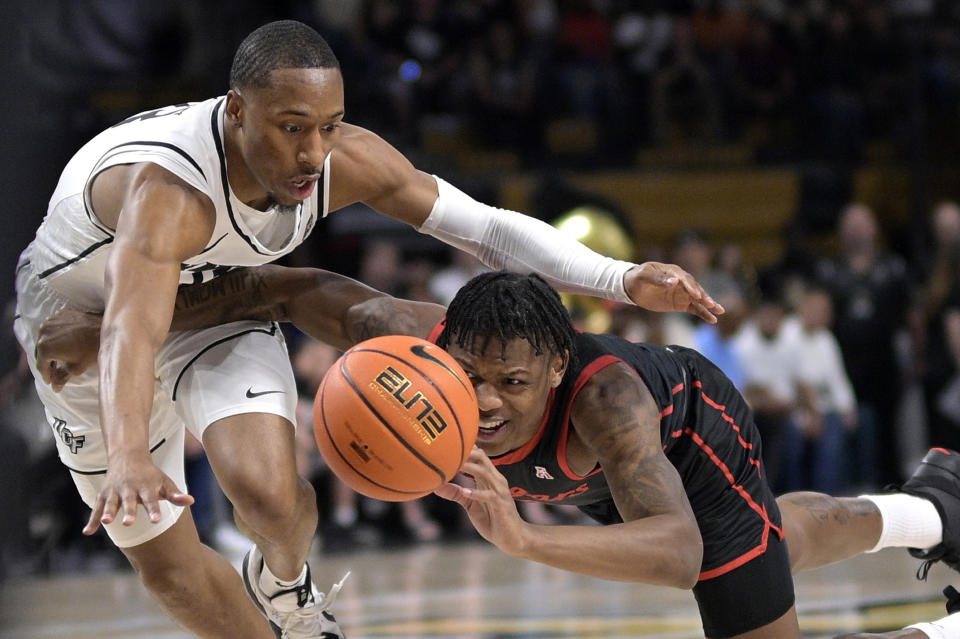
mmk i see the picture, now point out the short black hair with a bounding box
[437,271,577,367]
[229,20,340,90]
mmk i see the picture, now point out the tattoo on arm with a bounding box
[349,297,420,342]
[573,366,690,522]
[172,268,275,329]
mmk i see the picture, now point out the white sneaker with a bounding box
[242,546,349,638]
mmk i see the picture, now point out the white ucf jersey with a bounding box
[24,96,330,311]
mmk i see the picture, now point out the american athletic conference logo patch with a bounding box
[534,466,554,480]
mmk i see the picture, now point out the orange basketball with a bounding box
[313,335,478,501]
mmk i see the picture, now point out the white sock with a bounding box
[259,560,308,599]
[906,613,960,639]
[861,493,943,553]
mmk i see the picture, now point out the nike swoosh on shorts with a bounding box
[245,388,285,399]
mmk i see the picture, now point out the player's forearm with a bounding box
[417,177,634,303]
[171,267,286,331]
[515,516,702,588]
[98,320,162,461]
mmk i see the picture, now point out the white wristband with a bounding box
[419,176,635,303]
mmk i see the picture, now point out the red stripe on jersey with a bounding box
[698,389,753,453]
[659,404,674,418]
[683,423,783,581]
[490,388,556,466]
[427,318,446,344]
[557,355,624,480]
[672,383,685,394]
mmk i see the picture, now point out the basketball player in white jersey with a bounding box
[13,19,721,639]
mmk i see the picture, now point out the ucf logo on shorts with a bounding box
[52,417,85,454]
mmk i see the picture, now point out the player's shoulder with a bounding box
[572,359,653,417]
[333,124,407,170]
[327,123,414,209]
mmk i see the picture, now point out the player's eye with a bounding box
[283,124,301,133]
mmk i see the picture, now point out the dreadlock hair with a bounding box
[229,20,340,90]
[437,271,577,369]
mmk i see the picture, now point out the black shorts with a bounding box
[666,349,795,637]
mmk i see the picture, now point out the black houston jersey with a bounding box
[486,332,693,515]
[430,325,781,584]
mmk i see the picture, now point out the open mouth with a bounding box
[477,419,508,440]
[290,176,319,200]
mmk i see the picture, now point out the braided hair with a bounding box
[437,271,576,367]
[230,20,340,90]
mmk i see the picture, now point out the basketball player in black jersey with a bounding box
[35,265,960,639]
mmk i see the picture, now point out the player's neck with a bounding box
[222,120,271,211]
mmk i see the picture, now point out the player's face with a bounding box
[226,67,345,208]
[447,337,566,458]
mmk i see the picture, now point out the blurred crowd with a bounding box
[5,0,960,580]
[17,0,960,168]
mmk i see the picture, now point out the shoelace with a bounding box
[281,572,351,638]
[915,544,960,581]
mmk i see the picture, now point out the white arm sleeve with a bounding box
[418,176,635,303]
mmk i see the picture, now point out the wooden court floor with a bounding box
[0,542,954,639]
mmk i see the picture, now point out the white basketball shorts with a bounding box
[14,258,298,547]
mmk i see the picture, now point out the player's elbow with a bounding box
[668,524,703,590]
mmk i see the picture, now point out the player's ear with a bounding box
[225,89,244,128]
[548,352,567,388]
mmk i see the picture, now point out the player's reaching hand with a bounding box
[83,454,193,536]
[624,262,724,324]
[36,308,102,392]
[434,446,532,557]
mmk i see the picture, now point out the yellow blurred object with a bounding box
[552,206,635,262]
[552,207,635,334]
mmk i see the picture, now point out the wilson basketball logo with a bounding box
[370,366,447,445]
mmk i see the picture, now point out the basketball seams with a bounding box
[313,336,479,501]
[317,368,435,498]
[351,345,475,470]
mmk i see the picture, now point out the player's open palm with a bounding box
[434,446,530,556]
[83,453,193,536]
[36,307,103,391]
[624,262,724,324]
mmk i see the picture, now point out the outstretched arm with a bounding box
[170,265,443,348]
[36,265,446,390]
[328,124,724,323]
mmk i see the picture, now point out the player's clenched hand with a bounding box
[83,453,193,536]
[434,446,531,557]
[624,262,724,324]
[36,308,103,392]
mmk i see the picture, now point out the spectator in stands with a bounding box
[650,17,721,145]
[815,203,912,489]
[466,18,541,155]
[914,202,960,453]
[692,287,749,392]
[781,284,857,494]
[734,290,814,494]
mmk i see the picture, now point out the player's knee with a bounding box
[231,476,305,527]
[126,546,201,601]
